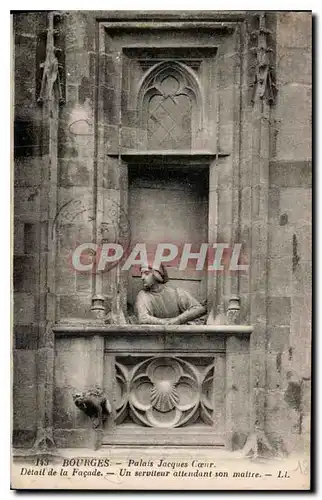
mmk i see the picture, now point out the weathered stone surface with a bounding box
[104,124,119,153]
[267,326,290,352]
[14,157,43,187]
[59,158,92,187]
[14,293,35,324]
[293,225,312,263]
[267,297,291,326]
[277,12,312,48]
[55,337,94,388]
[278,46,311,87]
[269,161,312,188]
[14,256,39,292]
[290,294,312,338]
[268,187,280,221]
[268,256,293,296]
[58,293,92,320]
[102,86,119,124]
[14,325,39,350]
[292,261,312,297]
[13,350,37,430]
[275,86,311,161]
[268,223,293,258]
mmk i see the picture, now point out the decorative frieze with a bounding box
[115,356,214,428]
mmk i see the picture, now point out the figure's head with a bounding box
[140,267,155,289]
[140,263,169,290]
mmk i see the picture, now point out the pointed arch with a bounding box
[136,61,203,150]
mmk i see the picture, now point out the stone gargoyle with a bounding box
[72,388,111,429]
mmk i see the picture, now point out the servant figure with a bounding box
[135,263,207,325]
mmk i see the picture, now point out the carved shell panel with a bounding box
[116,356,214,428]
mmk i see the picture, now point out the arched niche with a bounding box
[137,61,204,150]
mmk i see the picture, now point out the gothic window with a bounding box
[139,63,201,151]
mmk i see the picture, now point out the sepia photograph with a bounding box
[11,8,312,490]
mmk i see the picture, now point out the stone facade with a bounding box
[13,11,311,454]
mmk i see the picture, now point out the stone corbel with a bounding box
[73,388,111,430]
[226,296,241,325]
[207,295,241,325]
[90,294,106,319]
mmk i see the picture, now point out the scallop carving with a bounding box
[150,381,179,412]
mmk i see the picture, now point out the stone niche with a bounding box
[52,14,254,451]
[92,14,243,314]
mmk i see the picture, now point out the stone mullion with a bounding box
[244,98,273,457]
[92,24,125,318]
[108,49,127,321]
[229,24,243,299]
[239,20,254,325]
[207,45,221,312]
[90,24,107,317]
[89,335,105,448]
[225,335,251,449]
[33,12,61,452]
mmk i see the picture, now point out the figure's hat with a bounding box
[140,261,169,283]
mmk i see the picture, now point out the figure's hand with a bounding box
[166,317,181,325]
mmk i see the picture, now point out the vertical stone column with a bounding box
[225,334,251,450]
[213,25,243,310]
[89,335,105,449]
[242,12,277,457]
[95,25,130,320]
[57,11,96,320]
[33,12,62,451]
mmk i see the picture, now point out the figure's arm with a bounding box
[135,292,169,325]
[138,313,170,325]
[167,289,207,325]
[167,305,207,325]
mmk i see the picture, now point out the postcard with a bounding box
[11,9,312,490]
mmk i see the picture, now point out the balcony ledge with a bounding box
[53,322,253,337]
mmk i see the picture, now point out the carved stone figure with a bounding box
[73,388,111,429]
[135,264,207,325]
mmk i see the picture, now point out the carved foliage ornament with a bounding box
[249,13,277,105]
[116,356,214,428]
[37,11,65,105]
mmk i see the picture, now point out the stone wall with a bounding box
[266,12,312,453]
[13,12,48,446]
[56,12,96,320]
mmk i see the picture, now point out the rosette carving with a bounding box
[115,356,214,428]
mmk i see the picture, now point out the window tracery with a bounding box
[138,62,202,150]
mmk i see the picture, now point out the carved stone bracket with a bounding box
[207,295,241,325]
[226,296,241,325]
[73,388,111,429]
[90,294,106,319]
[248,12,277,105]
